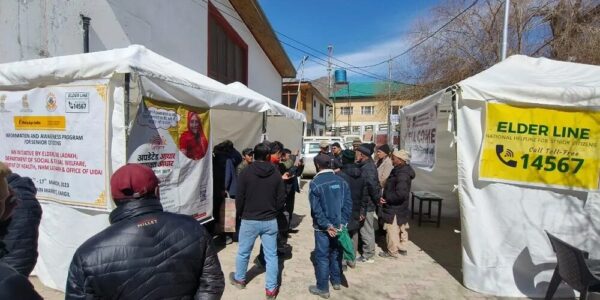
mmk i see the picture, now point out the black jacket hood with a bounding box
[248,161,276,178]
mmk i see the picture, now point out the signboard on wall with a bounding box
[404,104,437,170]
[0,83,109,209]
[480,102,600,191]
[127,98,213,221]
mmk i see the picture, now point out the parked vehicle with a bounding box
[301,137,345,177]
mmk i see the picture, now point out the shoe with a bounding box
[254,256,265,269]
[225,235,233,245]
[332,284,341,290]
[229,272,246,289]
[265,287,279,299]
[357,256,375,263]
[346,260,356,269]
[288,229,299,234]
[399,250,408,256]
[308,285,330,299]
[378,251,399,259]
[342,264,348,272]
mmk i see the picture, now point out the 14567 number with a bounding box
[520,154,584,174]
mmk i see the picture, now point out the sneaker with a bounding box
[308,285,330,299]
[225,235,233,245]
[399,249,408,256]
[332,284,341,290]
[229,272,246,289]
[357,256,375,263]
[378,251,399,259]
[266,287,279,299]
[341,264,348,272]
[346,260,356,269]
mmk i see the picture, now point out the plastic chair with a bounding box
[545,231,600,300]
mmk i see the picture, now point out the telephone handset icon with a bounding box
[495,144,517,168]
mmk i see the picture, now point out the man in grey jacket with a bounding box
[355,144,381,263]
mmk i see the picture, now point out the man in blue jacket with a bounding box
[308,154,352,299]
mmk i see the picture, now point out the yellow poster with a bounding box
[480,102,600,191]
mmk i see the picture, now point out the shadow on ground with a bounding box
[407,216,463,283]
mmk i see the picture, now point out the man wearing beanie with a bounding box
[0,162,42,299]
[354,143,381,263]
[375,144,394,188]
[379,150,415,258]
[66,164,225,300]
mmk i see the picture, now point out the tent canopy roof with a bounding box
[0,45,305,120]
[459,55,600,107]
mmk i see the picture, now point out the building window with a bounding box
[319,104,324,118]
[313,99,316,107]
[208,2,248,84]
[352,126,361,133]
[283,94,297,109]
[391,105,400,114]
[365,125,374,131]
[361,106,375,115]
[340,106,353,115]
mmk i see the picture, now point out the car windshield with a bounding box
[307,143,321,154]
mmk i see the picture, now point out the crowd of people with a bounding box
[0,137,415,300]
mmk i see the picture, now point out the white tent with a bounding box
[400,55,600,298]
[0,45,304,291]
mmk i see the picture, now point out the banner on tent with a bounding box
[0,83,109,208]
[480,102,600,191]
[404,105,437,170]
[128,98,213,221]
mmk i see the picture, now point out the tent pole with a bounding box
[124,73,131,145]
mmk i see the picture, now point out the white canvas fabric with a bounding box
[401,55,600,298]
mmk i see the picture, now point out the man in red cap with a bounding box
[66,163,225,300]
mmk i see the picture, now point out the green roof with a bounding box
[330,82,406,99]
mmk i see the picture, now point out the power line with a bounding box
[352,0,480,69]
[205,0,398,82]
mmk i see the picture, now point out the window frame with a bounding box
[207,2,248,85]
[361,105,375,115]
[340,106,353,115]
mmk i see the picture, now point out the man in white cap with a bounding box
[378,149,415,258]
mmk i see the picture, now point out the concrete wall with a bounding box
[0,0,283,101]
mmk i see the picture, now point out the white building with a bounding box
[0,0,295,101]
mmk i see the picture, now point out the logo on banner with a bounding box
[150,134,167,150]
[46,93,58,112]
[480,102,600,191]
[65,92,90,113]
[20,94,32,112]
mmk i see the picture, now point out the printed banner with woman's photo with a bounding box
[127,98,212,222]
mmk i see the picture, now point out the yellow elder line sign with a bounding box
[480,102,600,191]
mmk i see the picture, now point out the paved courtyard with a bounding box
[33,181,533,300]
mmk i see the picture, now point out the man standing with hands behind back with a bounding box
[308,154,352,298]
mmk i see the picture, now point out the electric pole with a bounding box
[501,0,510,60]
[295,55,309,111]
[387,57,392,145]
[327,45,334,134]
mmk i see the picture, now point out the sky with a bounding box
[258,0,441,83]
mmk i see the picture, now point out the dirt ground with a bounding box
[32,182,541,300]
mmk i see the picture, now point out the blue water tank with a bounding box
[334,69,347,84]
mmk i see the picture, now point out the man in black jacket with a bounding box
[66,164,225,300]
[379,149,415,258]
[0,162,41,300]
[231,143,285,300]
[0,172,42,276]
[336,150,368,269]
[355,143,381,263]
